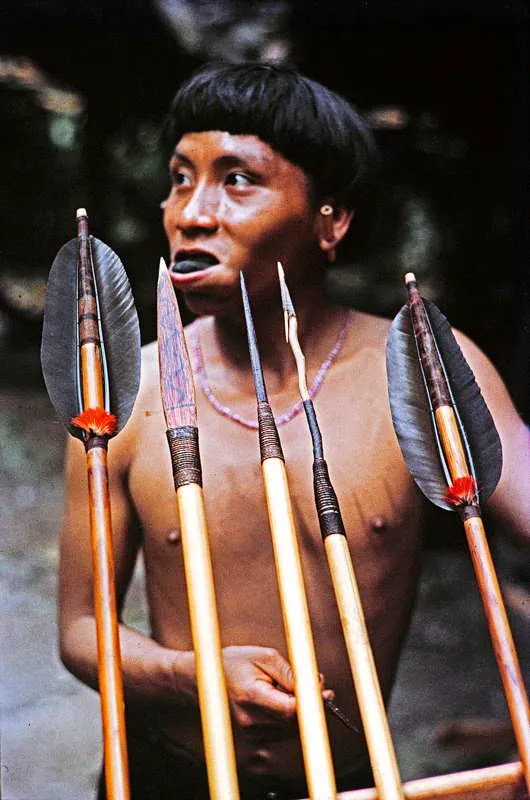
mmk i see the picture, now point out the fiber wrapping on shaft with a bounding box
[460,504,482,522]
[167,426,202,488]
[85,435,109,452]
[257,401,284,462]
[313,457,346,538]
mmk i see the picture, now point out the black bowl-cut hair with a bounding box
[167,63,377,210]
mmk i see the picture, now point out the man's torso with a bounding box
[123,311,424,780]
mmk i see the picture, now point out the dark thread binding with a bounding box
[408,286,451,410]
[313,458,346,538]
[303,400,323,460]
[257,401,284,462]
[85,435,109,451]
[79,335,101,346]
[459,504,481,522]
[167,426,202,488]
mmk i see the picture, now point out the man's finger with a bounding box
[255,649,295,692]
[251,677,297,718]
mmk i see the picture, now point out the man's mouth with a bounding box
[171,252,219,274]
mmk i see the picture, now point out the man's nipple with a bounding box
[166,528,181,545]
[370,515,388,534]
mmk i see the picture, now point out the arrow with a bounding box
[41,208,141,800]
[386,271,530,793]
[240,271,337,800]
[157,258,239,800]
[278,262,404,800]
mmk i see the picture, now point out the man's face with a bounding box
[163,131,323,317]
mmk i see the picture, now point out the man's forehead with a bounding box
[174,131,277,164]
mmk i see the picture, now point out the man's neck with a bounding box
[201,284,349,398]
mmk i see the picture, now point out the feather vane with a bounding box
[41,235,141,439]
[386,297,502,510]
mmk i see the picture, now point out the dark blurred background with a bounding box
[0,0,529,417]
[1,3,529,798]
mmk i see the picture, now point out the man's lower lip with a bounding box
[169,265,217,285]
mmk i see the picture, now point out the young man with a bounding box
[59,64,530,799]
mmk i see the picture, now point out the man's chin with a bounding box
[181,290,236,318]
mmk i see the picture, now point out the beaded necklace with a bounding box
[190,311,352,430]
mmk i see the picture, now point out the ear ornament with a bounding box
[320,204,336,263]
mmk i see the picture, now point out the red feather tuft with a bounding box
[70,408,117,436]
[444,476,478,507]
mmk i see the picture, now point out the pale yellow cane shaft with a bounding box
[81,342,105,409]
[327,760,524,800]
[261,457,337,800]
[176,482,240,800]
[463,516,530,793]
[433,406,469,479]
[324,534,404,800]
[86,446,130,800]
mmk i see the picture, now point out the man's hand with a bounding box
[222,645,333,743]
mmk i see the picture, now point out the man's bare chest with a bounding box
[127,395,420,568]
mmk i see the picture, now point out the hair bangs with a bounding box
[168,63,377,209]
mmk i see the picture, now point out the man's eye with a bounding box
[226,172,254,187]
[171,171,192,187]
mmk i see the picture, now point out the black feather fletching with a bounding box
[386,298,502,510]
[41,236,141,439]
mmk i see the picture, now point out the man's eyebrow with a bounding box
[172,150,272,170]
[216,154,265,169]
[171,150,192,166]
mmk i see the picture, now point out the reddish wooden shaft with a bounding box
[86,444,130,800]
[464,516,530,793]
[434,406,530,792]
[434,409,530,792]
[76,212,129,798]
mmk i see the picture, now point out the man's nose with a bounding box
[177,184,219,234]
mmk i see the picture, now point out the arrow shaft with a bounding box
[166,427,240,800]
[278,271,404,797]
[434,406,471,480]
[77,214,105,409]
[464,515,530,790]
[87,445,130,800]
[77,212,130,800]
[157,260,239,798]
[407,279,452,410]
[175,481,240,800]
[261,454,337,799]
[306,400,404,798]
[325,534,404,800]
[241,271,336,798]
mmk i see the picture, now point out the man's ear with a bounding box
[318,204,355,258]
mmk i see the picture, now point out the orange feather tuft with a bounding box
[70,408,117,436]
[444,476,478,507]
